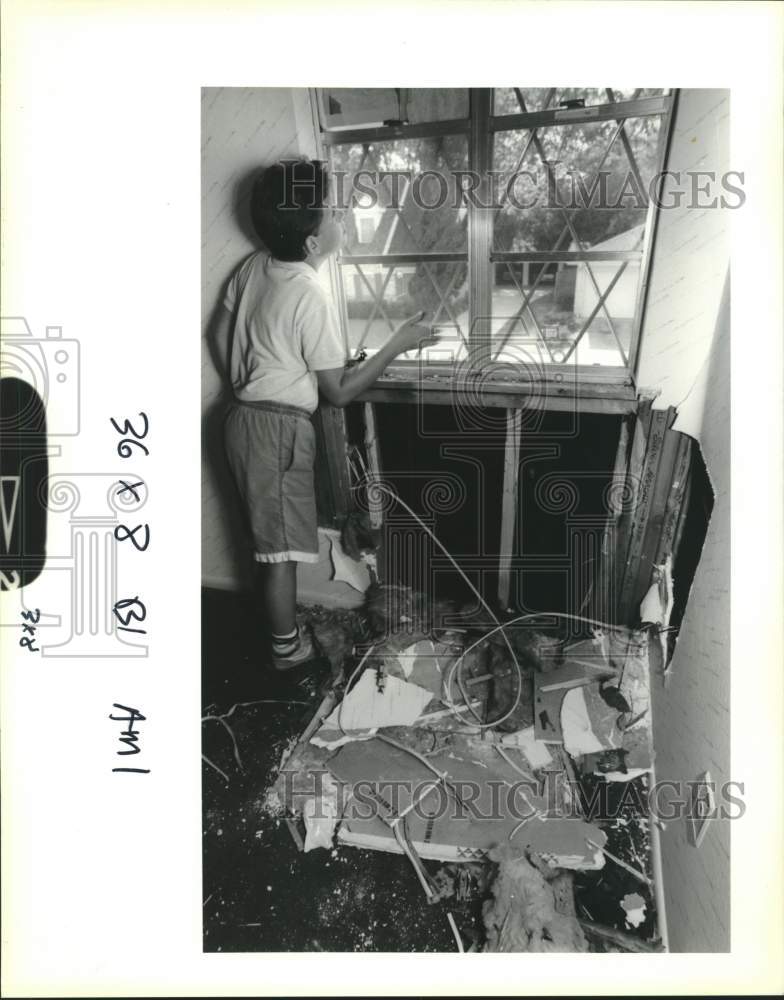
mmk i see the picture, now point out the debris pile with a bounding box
[265,581,659,952]
[482,847,588,953]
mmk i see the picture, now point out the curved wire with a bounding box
[370,483,525,727]
[443,611,629,729]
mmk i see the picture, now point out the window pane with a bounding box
[340,261,469,359]
[321,88,468,130]
[490,260,639,367]
[494,87,668,115]
[403,88,468,123]
[494,88,555,115]
[492,118,662,250]
[330,136,468,255]
[321,89,400,130]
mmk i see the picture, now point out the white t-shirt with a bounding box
[223,252,346,413]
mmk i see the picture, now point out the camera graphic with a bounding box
[0,316,80,436]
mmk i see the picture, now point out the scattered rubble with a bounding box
[255,586,659,952]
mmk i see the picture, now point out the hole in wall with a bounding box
[668,440,714,647]
[355,402,622,615]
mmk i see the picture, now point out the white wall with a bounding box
[201,87,361,607]
[637,89,730,431]
[638,89,732,951]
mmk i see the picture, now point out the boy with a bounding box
[214,159,434,671]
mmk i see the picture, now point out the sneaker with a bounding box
[270,626,319,672]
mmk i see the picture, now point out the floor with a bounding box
[202,586,655,952]
[201,587,482,952]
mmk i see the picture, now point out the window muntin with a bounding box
[493,87,669,116]
[331,137,469,256]
[492,117,662,250]
[491,259,637,368]
[341,260,469,360]
[318,88,672,377]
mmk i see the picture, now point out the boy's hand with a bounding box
[391,311,439,354]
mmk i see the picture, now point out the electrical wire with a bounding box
[443,611,631,730]
[446,912,464,952]
[376,732,466,811]
[371,483,525,726]
[494,744,534,780]
[392,815,434,899]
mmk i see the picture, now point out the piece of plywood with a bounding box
[331,735,606,868]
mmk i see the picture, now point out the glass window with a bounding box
[340,261,469,359]
[330,136,469,256]
[492,117,662,250]
[493,87,668,115]
[318,87,672,377]
[492,259,637,368]
[321,88,468,130]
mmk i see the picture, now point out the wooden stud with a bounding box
[498,408,522,610]
[616,399,661,623]
[615,404,696,624]
[598,415,632,623]
[635,409,680,589]
[363,402,383,530]
[312,405,352,524]
[653,430,692,567]
[670,458,693,565]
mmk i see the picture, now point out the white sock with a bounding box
[271,626,299,655]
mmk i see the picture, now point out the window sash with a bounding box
[313,87,676,382]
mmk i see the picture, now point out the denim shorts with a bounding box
[224,398,319,563]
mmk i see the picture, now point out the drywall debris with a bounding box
[498,727,553,769]
[560,685,624,757]
[326,529,371,594]
[310,670,433,749]
[620,892,647,928]
[303,774,342,852]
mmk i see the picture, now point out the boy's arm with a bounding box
[316,312,437,409]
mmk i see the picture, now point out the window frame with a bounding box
[312,87,677,411]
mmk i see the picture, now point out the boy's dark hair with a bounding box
[251,159,329,262]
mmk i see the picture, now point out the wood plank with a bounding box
[653,430,692,567]
[599,416,632,623]
[636,410,679,582]
[363,402,384,530]
[358,385,637,415]
[374,366,635,387]
[670,457,693,564]
[609,399,651,621]
[497,409,522,610]
[313,404,352,523]
[617,403,667,623]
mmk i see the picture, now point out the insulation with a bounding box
[482,846,589,953]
